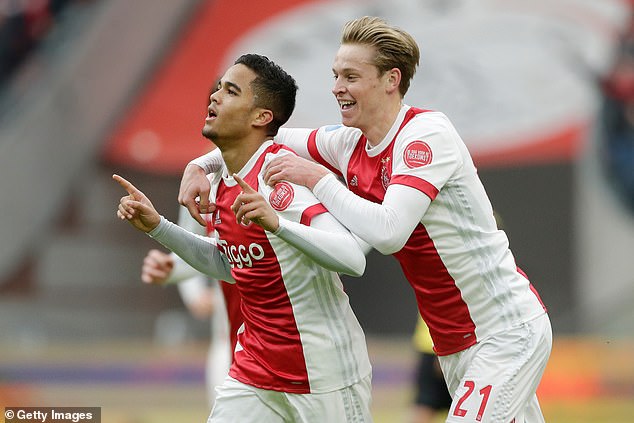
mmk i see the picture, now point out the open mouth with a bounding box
[207,109,218,120]
[339,100,356,111]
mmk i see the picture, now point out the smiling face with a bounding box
[202,64,259,145]
[332,43,401,142]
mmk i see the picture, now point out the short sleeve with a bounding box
[309,125,362,178]
[390,112,463,200]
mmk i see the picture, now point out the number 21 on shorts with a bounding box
[452,380,492,421]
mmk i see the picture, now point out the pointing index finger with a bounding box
[112,174,140,196]
[233,174,256,193]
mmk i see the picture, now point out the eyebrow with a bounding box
[219,80,242,93]
[333,66,360,75]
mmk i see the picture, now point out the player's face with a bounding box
[202,64,258,144]
[332,43,391,134]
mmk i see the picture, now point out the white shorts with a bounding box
[207,375,373,423]
[439,313,552,423]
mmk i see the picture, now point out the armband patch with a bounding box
[269,182,294,211]
[403,140,433,168]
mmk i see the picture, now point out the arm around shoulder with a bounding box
[313,175,431,255]
[274,214,366,277]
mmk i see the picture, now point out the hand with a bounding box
[231,174,280,232]
[178,164,215,226]
[264,154,329,189]
[141,249,174,284]
[113,174,161,232]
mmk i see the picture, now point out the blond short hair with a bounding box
[341,16,420,96]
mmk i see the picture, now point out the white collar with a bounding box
[221,140,274,186]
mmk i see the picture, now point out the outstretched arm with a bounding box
[167,206,216,283]
[114,173,161,232]
[146,217,234,283]
[141,205,212,285]
[114,174,234,282]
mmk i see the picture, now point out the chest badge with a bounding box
[380,156,391,190]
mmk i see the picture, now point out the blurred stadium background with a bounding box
[1,0,633,421]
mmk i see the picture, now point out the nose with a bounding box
[210,89,220,104]
[332,76,345,96]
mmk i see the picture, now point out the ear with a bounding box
[252,108,274,129]
[385,68,401,94]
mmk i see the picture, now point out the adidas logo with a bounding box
[349,175,358,187]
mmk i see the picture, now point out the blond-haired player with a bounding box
[182,18,552,423]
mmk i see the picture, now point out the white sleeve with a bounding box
[313,174,431,255]
[277,126,360,177]
[189,148,223,174]
[148,216,235,283]
[164,207,214,304]
[164,206,211,284]
[274,128,314,159]
[274,213,366,277]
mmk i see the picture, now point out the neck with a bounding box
[218,134,271,175]
[363,101,403,147]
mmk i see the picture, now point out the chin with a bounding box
[340,116,356,129]
[202,127,215,140]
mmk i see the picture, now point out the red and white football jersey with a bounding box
[276,106,547,356]
[207,141,371,393]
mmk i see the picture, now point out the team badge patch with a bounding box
[403,140,433,168]
[269,181,294,211]
[380,156,391,190]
